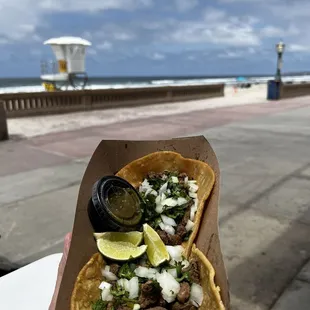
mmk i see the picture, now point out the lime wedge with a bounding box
[96,238,147,261]
[143,223,170,267]
[93,231,143,246]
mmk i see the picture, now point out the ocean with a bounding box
[0,74,310,94]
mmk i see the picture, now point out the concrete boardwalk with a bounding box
[1,95,310,309]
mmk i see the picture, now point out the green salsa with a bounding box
[106,186,142,226]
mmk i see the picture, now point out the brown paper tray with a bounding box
[55,136,230,309]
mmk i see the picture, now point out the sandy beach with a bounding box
[7,84,267,138]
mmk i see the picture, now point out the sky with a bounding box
[1,0,310,77]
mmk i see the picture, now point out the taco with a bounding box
[116,152,215,257]
[71,245,225,310]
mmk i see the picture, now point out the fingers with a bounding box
[48,232,72,310]
[63,232,72,257]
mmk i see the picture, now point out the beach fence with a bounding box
[0,84,224,118]
[280,82,310,99]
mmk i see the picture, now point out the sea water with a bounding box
[0,75,309,94]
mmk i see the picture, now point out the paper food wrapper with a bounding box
[54,136,230,309]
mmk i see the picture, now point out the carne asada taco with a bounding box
[116,152,215,257]
[71,245,225,310]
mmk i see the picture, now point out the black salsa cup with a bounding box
[88,175,143,232]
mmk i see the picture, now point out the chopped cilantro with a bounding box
[118,263,136,280]
[111,284,128,298]
[174,261,191,283]
[148,178,166,191]
[110,283,137,309]
[140,171,194,231]
[91,299,107,310]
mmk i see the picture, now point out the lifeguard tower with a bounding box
[40,36,92,91]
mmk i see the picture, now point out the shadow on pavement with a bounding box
[221,162,310,309]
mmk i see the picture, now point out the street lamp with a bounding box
[275,40,285,82]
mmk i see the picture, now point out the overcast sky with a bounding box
[1,0,309,77]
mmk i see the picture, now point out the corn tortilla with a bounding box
[71,246,225,309]
[71,253,105,310]
[116,151,215,258]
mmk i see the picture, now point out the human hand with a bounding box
[49,232,72,310]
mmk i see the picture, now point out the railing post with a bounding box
[0,101,9,140]
[81,94,92,110]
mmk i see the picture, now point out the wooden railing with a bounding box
[280,83,310,99]
[0,84,224,118]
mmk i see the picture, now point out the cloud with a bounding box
[260,24,300,38]
[39,0,153,12]
[286,44,310,52]
[173,0,198,12]
[0,0,152,43]
[0,1,40,42]
[218,47,257,59]
[165,8,260,46]
[268,1,310,19]
[97,41,113,50]
[150,52,166,60]
[88,48,98,55]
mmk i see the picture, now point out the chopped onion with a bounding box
[162,224,175,235]
[188,180,197,184]
[150,190,158,196]
[104,266,110,272]
[159,221,165,230]
[182,259,190,270]
[155,204,164,214]
[167,268,178,278]
[134,266,158,280]
[186,220,195,232]
[188,216,195,229]
[99,281,112,290]
[190,205,197,221]
[117,278,130,292]
[156,271,180,303]
[190,283,204,306]
[133,305,141,310]
[139,179,152,193]
[166,245,184,262]
[184,176,189,184]
[160,193,167,201]
[171,176,179,183]
[159,221,175,235]
[160,193,167,202]
[101,288,113,301]
[189,192,197,199]
[191,300,199,307]
[159,182,168,196]
[145,188,153,196]
[102,269,118,281]
[167,189,171,195]
[194,198,198,209]
[99,282,113,302]
[177,197,188,206]
[155,195,161,204]
[128,277,139,299]
[161,215,177,227]
[162,197,178,207]
[162,174,168,180]
[189,183,199,193]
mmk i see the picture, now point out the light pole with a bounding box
[275,40,285,82]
